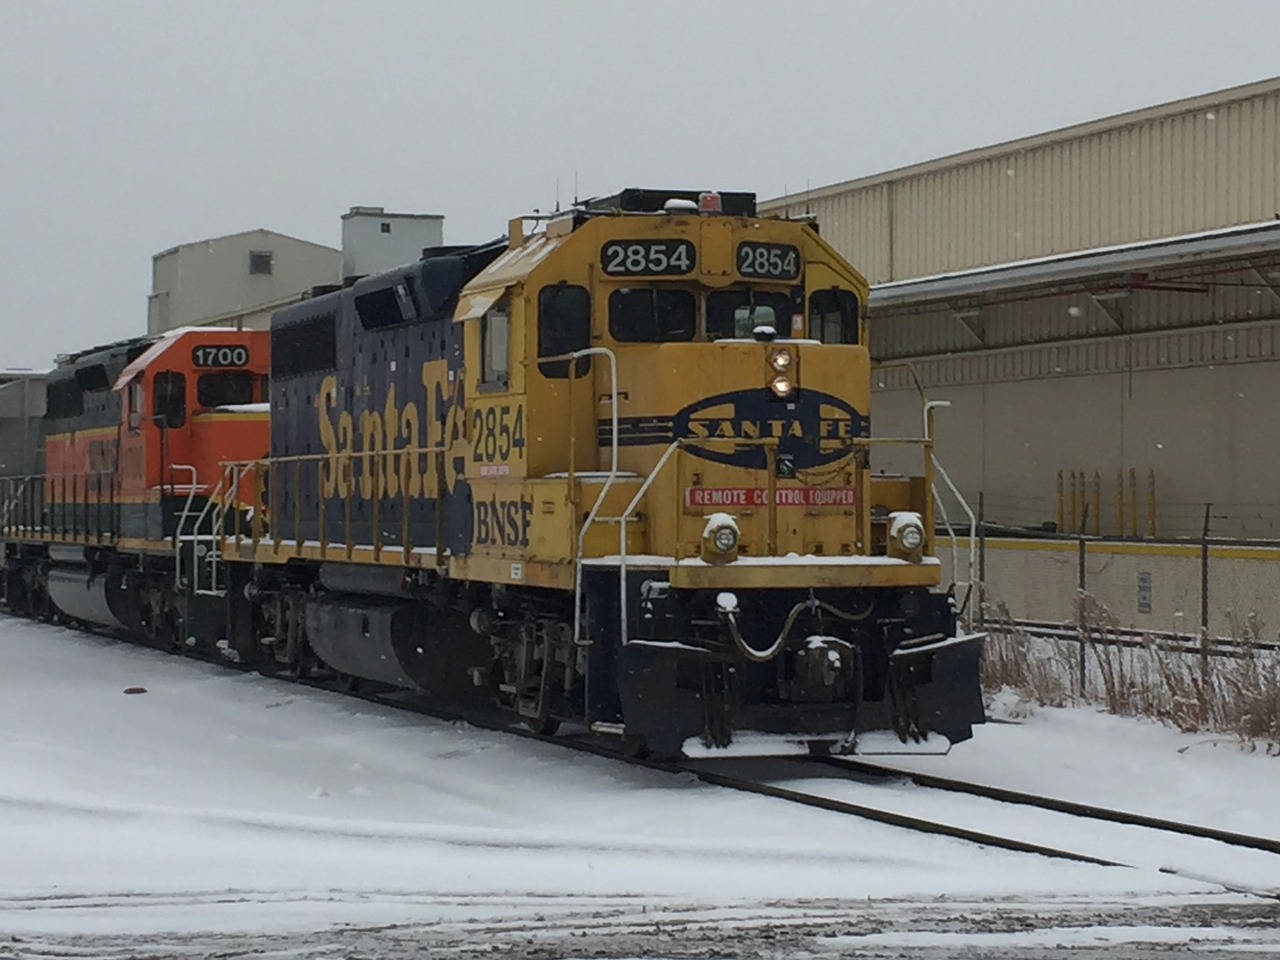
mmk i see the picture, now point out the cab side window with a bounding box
[538,284,591,378]
[810,289,860,344]
[197,372,255,408]
[127,379,144,432]
[609,288,695,342]
[152,371,186,429]
[480,299,510,390]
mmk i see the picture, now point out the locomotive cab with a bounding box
[112,329,271,537]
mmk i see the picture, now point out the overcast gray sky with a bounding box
[2,0,1278,368]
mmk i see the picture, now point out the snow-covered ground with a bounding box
[2,616,1278,958]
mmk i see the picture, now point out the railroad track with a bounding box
[821,756,1280,857]
[704,753,1280,900]
[7,611,1280,895]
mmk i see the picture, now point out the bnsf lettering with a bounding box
[474,497,532,547]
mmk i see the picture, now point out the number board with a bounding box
[601,239,696,276]
[192,345,250,368]
[737,242,801,280]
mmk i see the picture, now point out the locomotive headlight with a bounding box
[899,524,924,550]
[770,375,794,398]
[887,511,926,561]
[713,525,739,552]
[769,348,793,372]
[702,514,740,563]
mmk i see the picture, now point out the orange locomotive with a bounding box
[4,328,268,642]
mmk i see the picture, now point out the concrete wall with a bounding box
[763,77,1280,282]
[341,209,443,280]
[942,537,1280,643]
[149,230,339,333]
[870,312,1280,538]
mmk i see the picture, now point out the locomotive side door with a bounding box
[453,287,529,573]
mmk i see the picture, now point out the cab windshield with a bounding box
[707,290,796,340]
[608,288,696,342]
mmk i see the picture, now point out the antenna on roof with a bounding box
[555,177,561,213]
[574,172,579,206]
[805,179,811,216]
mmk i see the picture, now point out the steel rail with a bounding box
[816,756,1280,857]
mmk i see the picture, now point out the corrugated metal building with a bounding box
[762,77,1280,540]
[762,76,1280,283]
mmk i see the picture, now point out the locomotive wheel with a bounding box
[525,713,560,736]
[620,734,651,760]
[334,672,363,693]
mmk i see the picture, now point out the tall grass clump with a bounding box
[978,585,1280,752]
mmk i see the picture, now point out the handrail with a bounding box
[169,464,199,545]
[0,470,117,542]
[922,399,978,627]
[215,445,448,564]
[536,347,618,647]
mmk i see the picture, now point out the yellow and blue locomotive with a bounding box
[219,188,984,756]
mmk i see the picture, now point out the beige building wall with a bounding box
[940,538,1280,642]
[148,229,340,333]
[872,313,1280,539]
[763,77,1280,282]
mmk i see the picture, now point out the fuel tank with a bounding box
[47,566,129,631]
[304,595,489,697]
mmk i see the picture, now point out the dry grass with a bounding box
[979,587,1280,752]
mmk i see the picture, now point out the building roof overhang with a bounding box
[870,220,1280,313]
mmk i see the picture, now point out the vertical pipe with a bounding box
[1056,470,1064,533]
[1091,472,1101,538]
[233,467,243,544]
[400,453,410,559]
[1147,468,1157,538]
[1128,468,1138,538]
[765,441,778,556]
[977,491,986,627]
[294,459,303,558]
[1077,533,1088,696]
[1116,470,1124,539]
[1200,502,1211,718]
[1068,471,1078,532]
[317,460,327,559]
[1076,470,1087,535]
[372,459,382,562]
[344,453,353,561]
[271,459,281,557]
[435,449,446,571]
[251,465,265,548]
